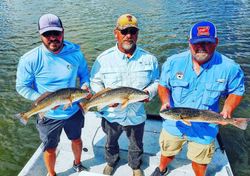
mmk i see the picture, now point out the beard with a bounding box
[42,35,64,53]
[46,40,63,53]
[193,51,209,62]
[122,40,135,51]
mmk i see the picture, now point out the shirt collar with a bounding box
[115,43,138,60]
[201,51,216,69]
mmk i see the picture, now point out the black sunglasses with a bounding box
[42,31,62,37]
[120,28,138,35]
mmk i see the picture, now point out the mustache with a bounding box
[195,49,208,53]
[48,40,60,44]
[124,39,135,43]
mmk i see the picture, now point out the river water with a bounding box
[0,0,249,175]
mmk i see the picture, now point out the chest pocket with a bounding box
[134,65,152,89]
[102,68,122,88]
[202,82,226,106]
[170,80,189,103]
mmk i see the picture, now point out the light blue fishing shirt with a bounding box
[16,40,90,120]
[159,50,245,144]
[90,45,159,126]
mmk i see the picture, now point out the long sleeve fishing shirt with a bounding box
[90,45,159,126]
[16,40,90,120]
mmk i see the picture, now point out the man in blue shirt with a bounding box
[16,14,91,176]
[90,14,159,176]
[152,21,245,176]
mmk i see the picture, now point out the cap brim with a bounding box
[117,25,139,30]
[190,38,216,44]
[39,27,63,34]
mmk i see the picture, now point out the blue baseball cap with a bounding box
[38,14,63,34]
[189,21,217,44]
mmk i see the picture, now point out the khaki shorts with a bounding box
[159,129,215,164]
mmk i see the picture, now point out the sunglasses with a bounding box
[42,31,62,37]
[119,28,138,35]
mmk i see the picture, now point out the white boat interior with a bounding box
[18,112,234,176]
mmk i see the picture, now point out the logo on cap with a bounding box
[197,26,210,36]
[189,21,217,44]
[127,15,133,22]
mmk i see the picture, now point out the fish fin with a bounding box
[121,99,129,109]
[182,119,191,126]
[91,88,112,100]
[68,97,73,107]
[231,118,249,130]
[14,113,28,125]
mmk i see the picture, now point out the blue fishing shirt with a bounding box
[16,40,90,120]
[90,45,159,126]
[159,50,245,144]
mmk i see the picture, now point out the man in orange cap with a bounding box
[90,14,159,176]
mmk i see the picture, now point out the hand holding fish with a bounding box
[218,94,243,125]
[140,90,149,103]
[218,107,233,125]
[160,102,171,111]
[81,85,92,100]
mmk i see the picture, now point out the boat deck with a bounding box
[19,112,234,176]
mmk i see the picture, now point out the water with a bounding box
[0,0,249,175]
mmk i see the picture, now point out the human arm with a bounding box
[220,62,245,119]
[158,84,171,111]
[90,60,105,93]
[77,53,92,99]
[143,56,160,102]
[78,53,90,89]
[16,57,41,101]
[220,94,243,118]
[158,58,172,111]
[90,60,119,107]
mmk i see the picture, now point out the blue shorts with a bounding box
[36,110,84,151]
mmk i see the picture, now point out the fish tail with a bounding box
[231,118,249,130]
[14,113,28,125]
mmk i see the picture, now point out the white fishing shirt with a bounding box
[90,45,159,126]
